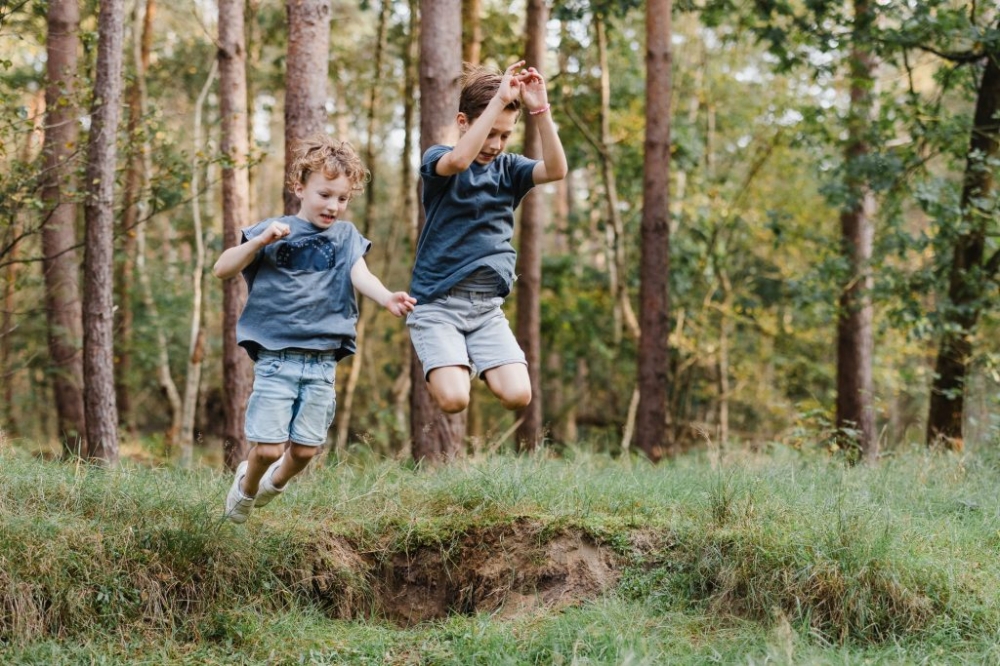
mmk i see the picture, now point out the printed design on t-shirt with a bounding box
[274,235,337,272]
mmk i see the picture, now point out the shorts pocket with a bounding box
[320,360,337,384]
[254,358,283,377]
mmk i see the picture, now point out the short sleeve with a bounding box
[344,223,372,270]
[508,153,540,202]
[239,220,273,291]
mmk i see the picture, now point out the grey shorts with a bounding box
[407,289,527,380]
[244,349,337,446]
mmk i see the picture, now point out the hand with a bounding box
[260,221,291,245]
[384,291,417,317]
[497,60,526,105]
[517,66,549,111]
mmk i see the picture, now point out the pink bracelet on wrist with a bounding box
[529,104,551,116]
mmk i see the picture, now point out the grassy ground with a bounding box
[2,442,1000,664]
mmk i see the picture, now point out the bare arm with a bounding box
[530,110,568,185]
[350,257,417,317]
[212,221,290,279]
[521,67,568,185]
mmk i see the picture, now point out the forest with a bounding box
[1,0,998,467]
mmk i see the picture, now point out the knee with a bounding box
[435,389,470,414]
[252,443,284,465]
[500,386,532,411]
[287,444,320,464]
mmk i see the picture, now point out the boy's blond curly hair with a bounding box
[286,135,370,195]
[459,62,522,122]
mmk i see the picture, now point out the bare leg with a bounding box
[240,442,284,496]
[270,442,320,487]
[484,363,531,410]
[427,365,473,413]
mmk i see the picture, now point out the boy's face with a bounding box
[294,171,353,229]
[459,108,519,165]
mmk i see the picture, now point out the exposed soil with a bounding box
[306,519,621,625]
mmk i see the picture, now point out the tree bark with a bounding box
[514,0,547,451]
[835,0,878,463]
[390,0,420,456]
[595,14,640,344]
[635,0,672,462]
[411,0,466,464]
[926,25,1000,450]
[40,0,86,456]
[462,0,482,66]
[178,60,217,467]
[82,0,126,463]
[283,0,331,215]
[114,0,155,438]
[218,0,254,469]
[336,0,391,454]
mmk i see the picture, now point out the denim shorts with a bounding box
[244,349,337,446]
[406,288,526,380]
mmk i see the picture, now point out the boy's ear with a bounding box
[456,112,469,128]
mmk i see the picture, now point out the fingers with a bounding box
[515,66,544,87]
[505,59,526,75]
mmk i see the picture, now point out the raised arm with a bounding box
[521,67,568,185]
[350,257,417,317]
[213,221,290,279]
[434,60,526,176]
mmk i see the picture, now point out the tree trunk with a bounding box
[390,0,420,456]
[411,0,466,464]
[635,0,672,462]
[218,0,254,469]
[82,0,126,463]
[40,0,86,456]
[283,0,331,215]
[4,92,44,437]
[514,0,547,451]
[462,0,482,66]
[835,0,878,463]
[595,14,640,344]
[178,60,217,467]
[335,0,391,454]
[926,26,1000,450]
[115,0,155,438]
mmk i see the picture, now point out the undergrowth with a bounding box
[1,443,999,664]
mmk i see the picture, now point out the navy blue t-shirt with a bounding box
[237,215,371,360]
[410,145,538,302]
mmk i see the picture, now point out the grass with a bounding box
[2,442,1000,664]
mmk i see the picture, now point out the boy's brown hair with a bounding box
[286,135,370,195]
[459,62,522,122]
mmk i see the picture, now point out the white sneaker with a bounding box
[254,457,286,507]
[225,460,256,524]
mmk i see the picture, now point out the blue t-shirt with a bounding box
[237,215,371,360]
[410,145,538,302]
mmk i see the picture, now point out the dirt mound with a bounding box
[306,520,621,625]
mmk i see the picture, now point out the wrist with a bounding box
[528,103,551,116]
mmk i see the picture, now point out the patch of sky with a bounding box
[253,94,276,145]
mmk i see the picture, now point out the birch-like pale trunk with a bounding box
[595,15,640,343]
[336,0,391,454]
[178,60,217,467]
[115,0,155,437]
